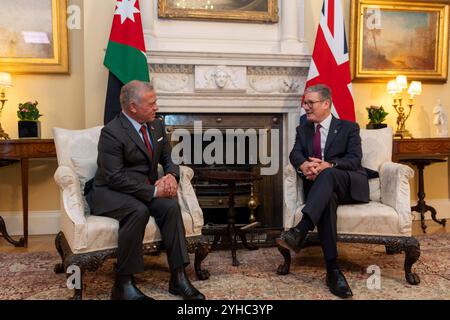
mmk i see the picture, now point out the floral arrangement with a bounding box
[366,105,388,124]
[17,101,43,121]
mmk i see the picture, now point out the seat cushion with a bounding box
[293,201,405,237]
[336,202,402,236]
[73,210,202,254]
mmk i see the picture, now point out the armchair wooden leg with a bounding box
[54,232,65,274]
[404,237,421,285]
[276,245,291,275]
[194,242,211,280]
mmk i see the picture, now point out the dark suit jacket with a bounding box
[289,116,369,203]
[87,113,179,214]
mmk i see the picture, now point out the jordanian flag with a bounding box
[104,0,149,124]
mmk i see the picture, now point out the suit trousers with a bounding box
[95,196,190,275]
[302,168,357,260]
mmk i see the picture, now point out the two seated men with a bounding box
[86,80,368,300]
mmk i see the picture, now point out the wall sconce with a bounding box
[386,75,422,139]
[0,72,13,140]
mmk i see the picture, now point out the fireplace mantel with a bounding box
[147,50,310,223]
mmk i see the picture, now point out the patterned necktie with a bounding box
[313,124,322,160]
[140,125,153,159]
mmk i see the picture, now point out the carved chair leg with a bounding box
[276,245,291,275]
[194,242,211,280]
[54,232,65,274]
[403,237,421,285]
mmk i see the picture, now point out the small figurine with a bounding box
[433,99,448,137]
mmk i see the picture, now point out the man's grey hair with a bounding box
[305,84,333,105]
[120,80,154,110]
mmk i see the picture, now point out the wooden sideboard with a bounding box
[0,139,56,247]
[393,138,450,161]
[392,138,449,232]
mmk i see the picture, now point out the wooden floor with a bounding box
[1,220,449,254]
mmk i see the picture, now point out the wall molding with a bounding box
[0,211,61,236]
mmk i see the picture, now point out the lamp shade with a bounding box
[0,72,13,87]
[408,81,422,97]
[396,75,408,90]
[387,80,400,94]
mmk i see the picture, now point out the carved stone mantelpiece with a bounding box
[149,60,308,97]
[146,51,310,219]
[195,65,246,92]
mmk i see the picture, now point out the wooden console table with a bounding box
[0,139,56,247]
[393,138,450,232]
[393,138,450,162]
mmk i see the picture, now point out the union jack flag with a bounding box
[301,0,355,123]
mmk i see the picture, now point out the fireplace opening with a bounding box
[161,113,283,229]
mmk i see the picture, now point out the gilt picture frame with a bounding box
[350,0,449,82]
[0,0,69,74]
[158,0,279,24]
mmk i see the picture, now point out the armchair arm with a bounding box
[54,166,87,225]
[177,165,204,234]
[283,164,305,229]
[379,161,414,235]
[54,165,88,250]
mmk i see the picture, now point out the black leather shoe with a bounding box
[326,269,353,299]
[111,274,154,300]
[276,227,307,253]
[169,267,205,300]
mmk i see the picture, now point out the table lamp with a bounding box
[0,72,13,140]
[387,75,422,139]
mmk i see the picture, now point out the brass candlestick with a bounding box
[248,182,259,223]
[392,96,413,139]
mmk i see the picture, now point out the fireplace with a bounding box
[161,113,283,228]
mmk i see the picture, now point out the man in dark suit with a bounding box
[277,84,369,299]
[86,80,205,300]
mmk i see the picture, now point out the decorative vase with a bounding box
[18,120,41,138]
[366,123,387,129]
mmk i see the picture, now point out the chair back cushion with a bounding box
[53,126,103,213]
[359,127,393,171]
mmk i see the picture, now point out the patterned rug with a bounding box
[1,234,449,300]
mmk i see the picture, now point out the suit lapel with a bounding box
[119,113,152,163]
[324,116,341,158]
[305,122,315,158]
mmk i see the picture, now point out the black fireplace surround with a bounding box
[161,113,283,228]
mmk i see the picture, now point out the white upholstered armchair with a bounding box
[279,127,421,285]
[52,126,210,300]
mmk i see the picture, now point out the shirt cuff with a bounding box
[153,186,158,198]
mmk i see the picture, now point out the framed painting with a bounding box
[158,0,279,23]
[0,0,69,74]
[350,0,449,82]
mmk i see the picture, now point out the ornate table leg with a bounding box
[411,162,428,233]
[0,216,25,247]
[410,159,446,233]
[20,158,29,247]
[428,205,447,228]
[227,181,240,266]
